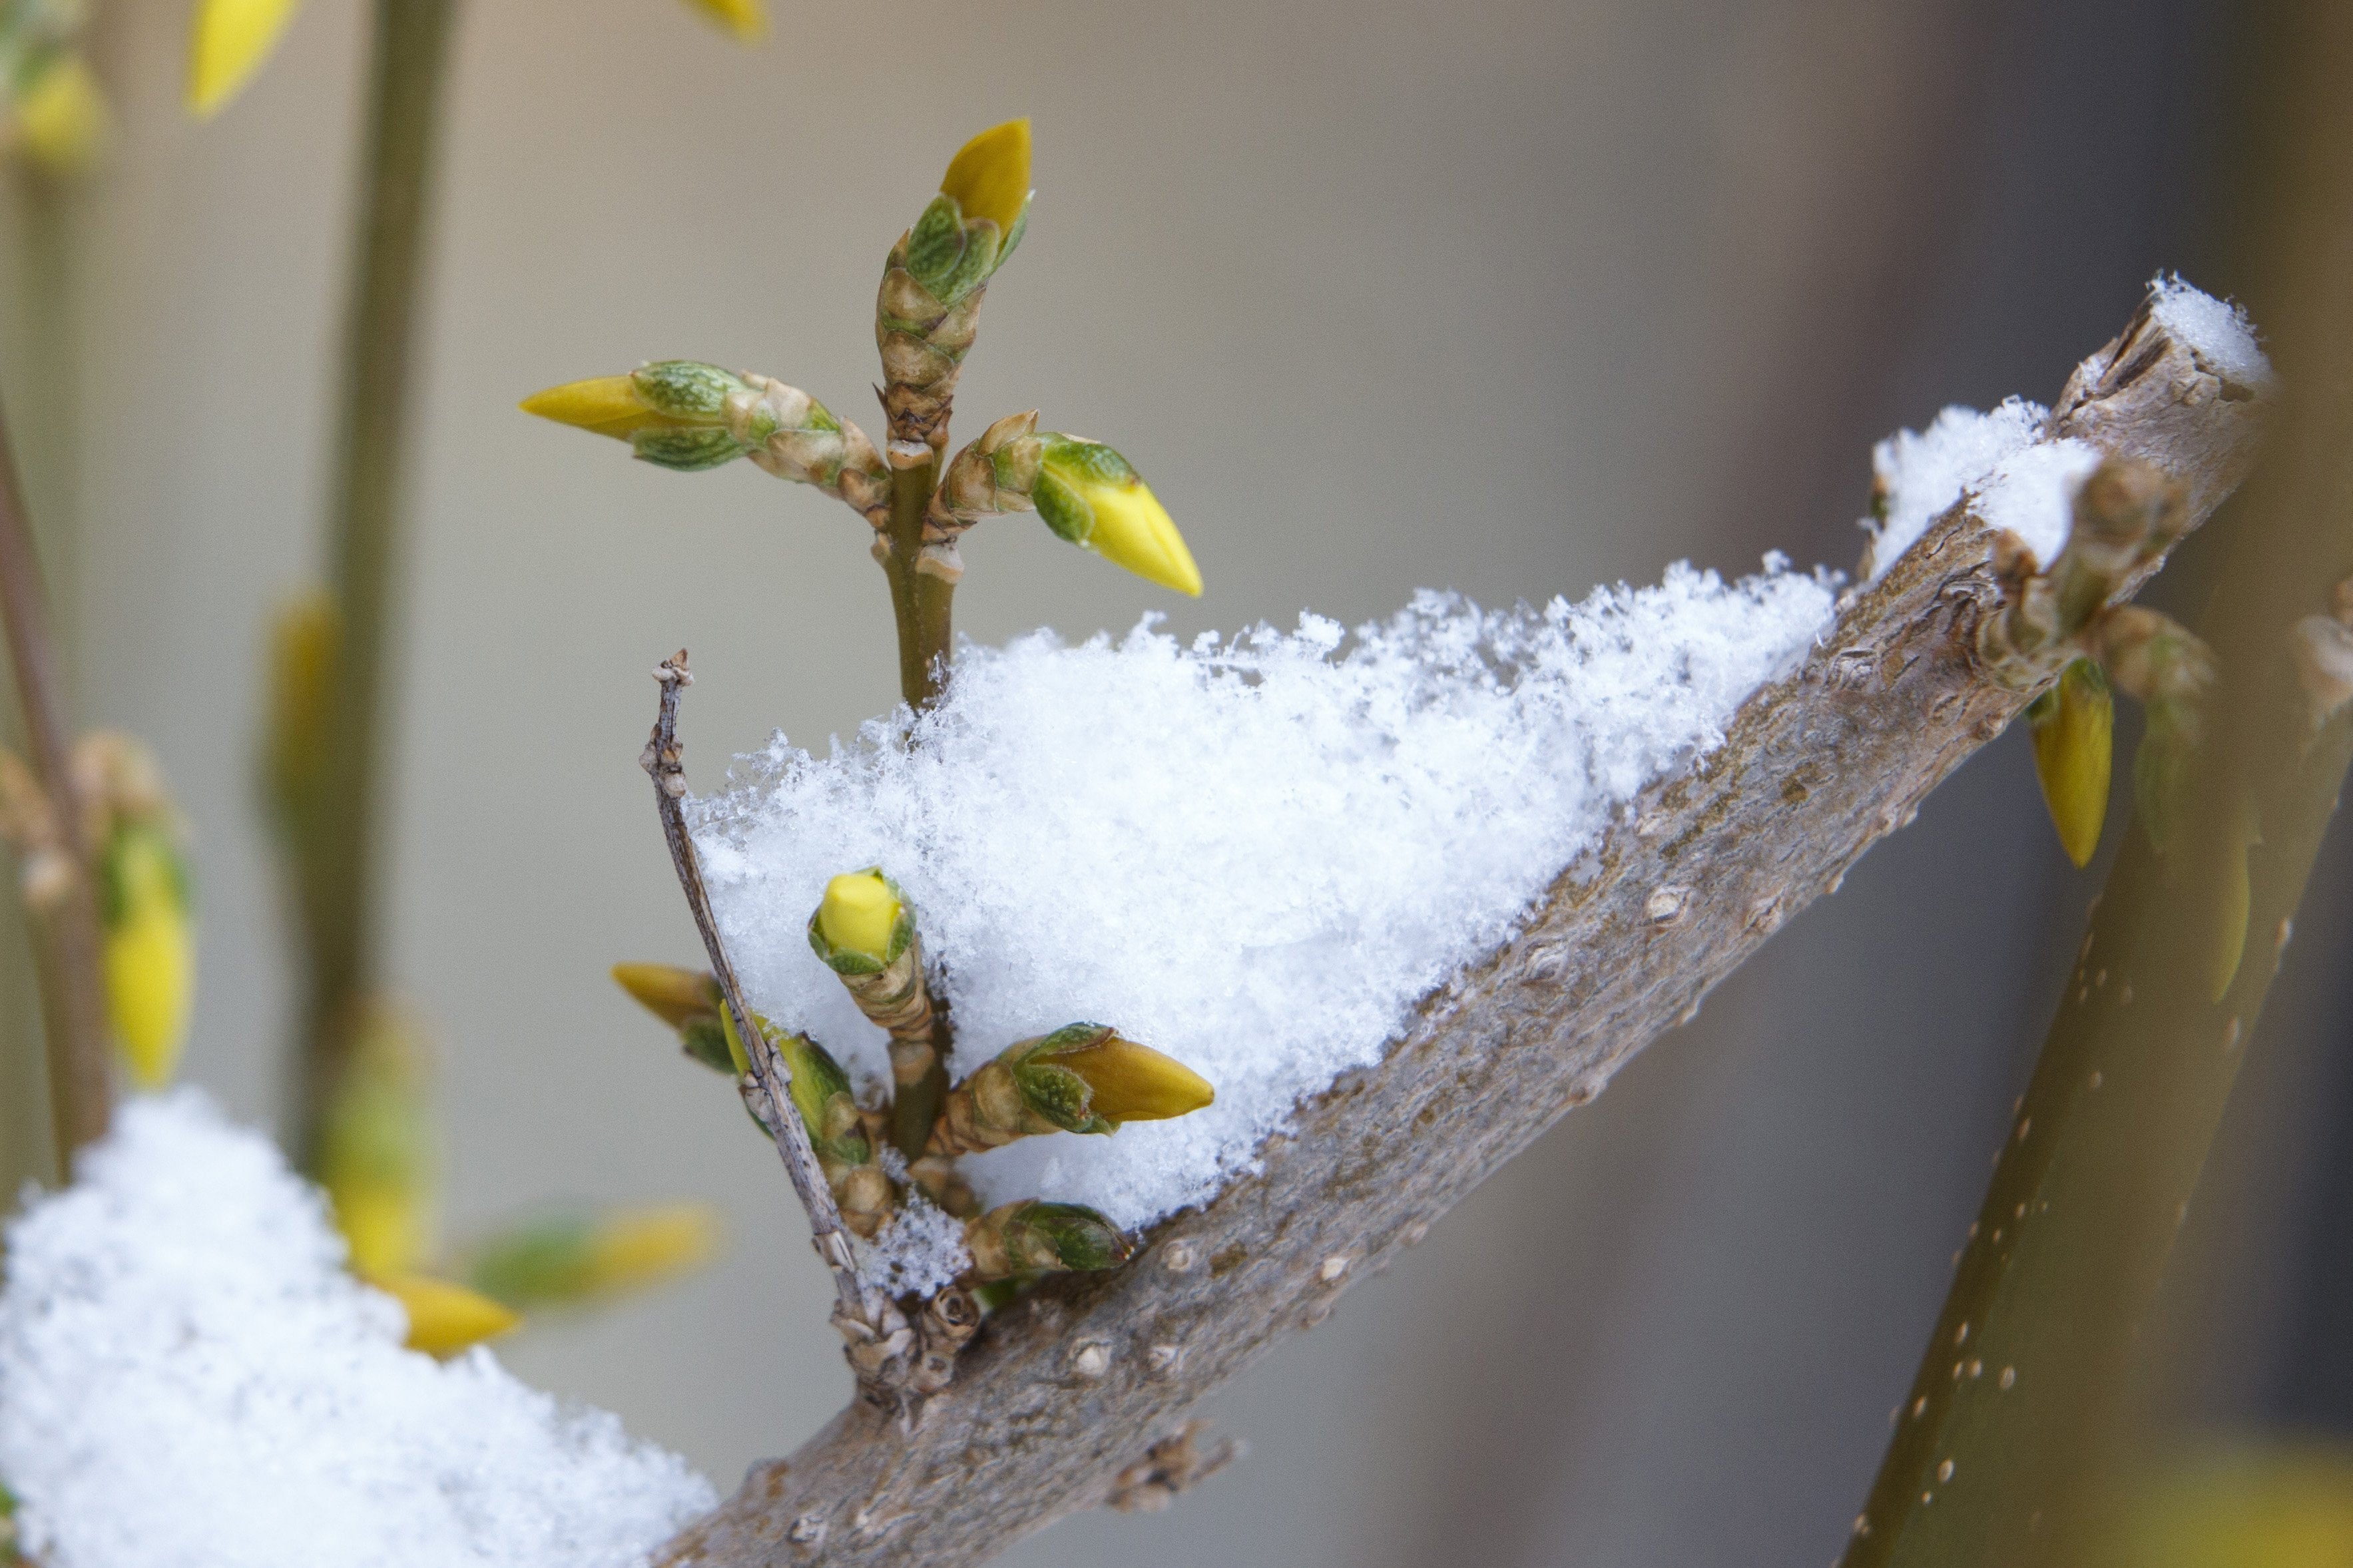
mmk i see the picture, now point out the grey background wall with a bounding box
[7,1,2321,1565]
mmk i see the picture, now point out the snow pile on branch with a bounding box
[694,561,1838,1230]
[1860,275,2268,581]
[0,1093,714,1568]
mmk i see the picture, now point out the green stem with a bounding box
[877,455,955,1152]
[881,456,954,710]
[0,389,109,1163]
[293,0,457,1170]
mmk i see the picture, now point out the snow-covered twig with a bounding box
[653,291,2270,1568]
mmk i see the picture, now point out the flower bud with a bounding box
[929,425,1202,596]
[466,1203,721,1310]
[963,1199,1133,1282]
[900,120,1032,308]
[681,0,766,41]
[2026,658,2113,869]
[99,820,195,1091]
[187,0,303,118]
[1012,1023,1213,1127]
[810,868,910,972]
[318,1003,436,1278]
[369,1271,521,1358]
[520,362,772,471]
[611,961,721,1031]
[612,962,738,1075]
[931,1023,1214,1154]
[1036,437,1200,596]
[15,54,110,173]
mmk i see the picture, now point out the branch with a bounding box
[655,293,2270,1568]
[0,388,110,1163]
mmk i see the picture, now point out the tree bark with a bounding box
[656,290,2268,1568]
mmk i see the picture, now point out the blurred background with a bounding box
[3,0,2348,1563]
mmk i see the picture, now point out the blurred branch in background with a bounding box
[0,0,104,1196]
[280,0,457,1172]
[0,388,109,1165]
[1845,3,2353,1559]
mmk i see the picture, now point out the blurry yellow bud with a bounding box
[186,0,304,119]
[1035,438,1201,597]
[611,961,720,1030]
[370,1271,521,1358]
[2206,795,2258,1005]
[467,1204,722,1310]
[266,590,340,829]
[816,870,902,964]
[939,118,1032,236]
[1044,1031,1213,1123]
[318,1005,436,1276]
[681,0,766,41]
[100,822,194,1091]
[587,1203,720,1294]
[15,57,111,174]
[2026,658,2112,868]
[2114,1443,2353,1568]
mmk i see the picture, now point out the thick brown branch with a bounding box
[656,294,2268,1568]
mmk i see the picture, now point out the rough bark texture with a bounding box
[656,294,2269,1568]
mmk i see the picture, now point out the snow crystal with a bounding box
[1858,397,2047,580]
[692,563,1838,1230]
[854,1197,971,1299]
[0,1093,715,1568]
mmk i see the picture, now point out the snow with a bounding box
[0,1093,715,1568]
[694,562,1838,1230]
[2149,272,2270,393]
[854,1196,971,1298]
[1858,397,2047,580]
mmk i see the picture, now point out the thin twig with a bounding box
[292,0,459,1169]
[0,389,109,1162]
[640,653,911,1377]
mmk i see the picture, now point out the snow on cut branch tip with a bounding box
[1859,276,2270,584]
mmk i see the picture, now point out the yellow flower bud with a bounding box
[318,1005,436,1277]
[14,56,111,174]
[186,0,305,119]
[939,118,1032,236]
[466,1204,722,1310]
[1035,438,1202,597]
[369,1271,521,1358]
[681,0,767,40]
[2027,658,2113,868]
[583,1203,721,1295]
[816,869,903,965]
[518,375,676,441]
[611,961,721,1031]
[1041,1030,1214,1123]
[100,822,194,1092]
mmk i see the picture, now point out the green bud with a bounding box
[679,1015,734,1075]
[965,1198,1134,1282]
